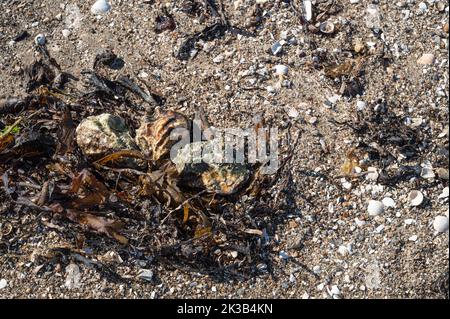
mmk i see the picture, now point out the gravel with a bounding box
[0,0,448,299]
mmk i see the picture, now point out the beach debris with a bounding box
[408,190,424,207]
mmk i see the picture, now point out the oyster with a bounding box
[173,140,251,195]
[76,113,144,169]
[136,110,190,162]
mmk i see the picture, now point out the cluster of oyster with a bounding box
[75,111,252,195]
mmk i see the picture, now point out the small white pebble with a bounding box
[368,200,384,216]
[409,235,418,242]
[433,216,449,233]
[382,197,395,208]
[274,64,288,76]
[0,279,7,290]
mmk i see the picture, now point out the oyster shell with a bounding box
[76,113,143,169]
[173,140,251,195]
[136,111,190,162]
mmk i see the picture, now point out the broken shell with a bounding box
[367,200,384,216]
[34,34,46,46]
[303,0,313,21]
[408,190,424,207]
[76,113,143,168]
[433,216,449,233]
[135,111,190,162]
[438,187,449,199]
[319,21,335,34]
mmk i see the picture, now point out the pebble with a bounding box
[408,235,418,242]
[313,265,321,274]
[436,168,449,180]
[433,216,449,233]
[367,200,384,216]
[34,34,46,46]
[271,41,283,55]
[382,197,395,208]
[409,190,424,207]
[418,2,427,12]
[287,107,299,118]
[356,100,367,111]
[324,95,340,107]
[213,55,224,63]
[137,269,154,282]
[62,29,71,38]
[338,245,350,256]
[329,285,340,296]
[420,167,435,179]
[274,65,288,76]
[91,0,111,15]
[417,53,435,65]
[0,279,7,290]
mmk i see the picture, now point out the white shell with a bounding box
[91,0,111,15]
[382,197,395,208]
[433,216,449,233]
[274,64,288,76]
[408,190,424,207]
[303,0,313,21]
[417,53,435,65]
[367,200,384,216]
[438,187,449,199]
[319,21,335,34]
[34,34,46,45]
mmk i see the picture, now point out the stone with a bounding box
[91,0,111,15]
[433,216,449,233]
[417,53,435,65]
[368,200,384,216]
